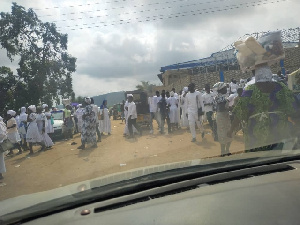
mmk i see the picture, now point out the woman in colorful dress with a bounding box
[228,63,298,151]
[26,105,45,155]
[77,97,97,150]
[213,82,232,156]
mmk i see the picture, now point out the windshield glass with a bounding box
[52,112,63,120]
[0,0,299,217]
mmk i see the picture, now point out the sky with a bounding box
[1,0,299,97]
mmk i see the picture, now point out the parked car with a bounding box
[51,110,75,138]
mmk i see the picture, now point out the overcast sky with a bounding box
[1,0,299,97]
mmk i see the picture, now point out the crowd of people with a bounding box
[143,66,297,157]
[0,97,114,180]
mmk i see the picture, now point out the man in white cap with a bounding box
[180,87,189,128]
[148,91,161,134]
[123,94,139,136]
[186,83,205,142]
[6,110,23,155]
[127,95,142,138]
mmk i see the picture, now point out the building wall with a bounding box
[155,47,300,92]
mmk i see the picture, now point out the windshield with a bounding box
[52,112,64,120]
[0,0,300,219]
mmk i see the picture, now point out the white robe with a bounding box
[168,97,179,123]
[0,121,7,173]
[75,108,84,133]
[45,112,54,134]
[36,113,53,147]
[180,94,189,127]
[99,108,111,134]
[123,101,138,135]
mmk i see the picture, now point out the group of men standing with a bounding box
[147,84,215,142]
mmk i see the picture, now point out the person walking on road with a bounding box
[26,105,45,155]
[0,116,7,180]
[168,91,179,131]
[43,104,54,141]
[127,95,142,139]
[148,91,161,134]
[37,107,54,150]
[202,85,217,141]
[158,92,169,134]
[6,110,23,155]
[18,106,28,150]
[100,100,111,135]
[78,97,97,150]
[63,105,74,140]
[186,83,205,142]
[213,82,232,156]
[75,104,84,133]
[91,98,102,141]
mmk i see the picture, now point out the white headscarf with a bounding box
[170,91,175,97]
[7,110,16,116]
[0,116,3,121]
[42,104,48,109]
[255,64,273,83]
[21,107,26,114]
[183,87,188,92]
[28,105,36,113]
[85,97,91,104]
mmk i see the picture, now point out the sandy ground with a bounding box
[0,119,245,201]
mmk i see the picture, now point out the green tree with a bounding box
[135,81,156,94]
[0,3,76,110]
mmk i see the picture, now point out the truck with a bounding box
[125,90,150,126]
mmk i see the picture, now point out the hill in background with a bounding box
[92,91,126,107]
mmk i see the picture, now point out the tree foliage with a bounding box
[0,2,76,113]
[135,81,156,94]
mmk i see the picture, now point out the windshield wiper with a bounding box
[2,153,300,225]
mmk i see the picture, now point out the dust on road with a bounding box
[0,120,244,200]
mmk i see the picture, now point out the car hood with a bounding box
[1,150,299,217]
[53,120,63,128]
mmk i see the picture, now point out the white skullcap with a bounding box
[127,94,133,97]
[21,107,26,113]
[7,110,16,116]
[85,97,91,104]
[28,105,36,112]
[42,104,48,109]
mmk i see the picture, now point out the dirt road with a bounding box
[0,120,245,200]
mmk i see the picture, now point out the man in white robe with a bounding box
[186,83,205,142]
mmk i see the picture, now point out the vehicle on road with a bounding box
[51,110,75,138]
